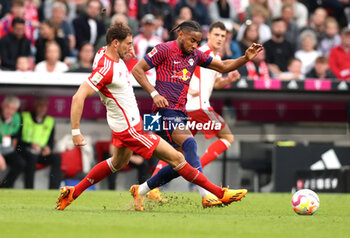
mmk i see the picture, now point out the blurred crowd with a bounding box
[0,0,350,80]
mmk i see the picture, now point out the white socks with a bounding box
[138,182,151,196]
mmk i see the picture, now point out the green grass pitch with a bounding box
[0,189,349,238]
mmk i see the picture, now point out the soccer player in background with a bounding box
[131,20,263,209]
[56,23,247,211]
[149,21,241,207]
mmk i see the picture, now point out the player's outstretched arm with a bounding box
[71,81,96,146]
[132,59,169,108]
[208,43,263,74]
[214,70,241,89]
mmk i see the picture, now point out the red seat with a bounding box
[59,147,83,178]
[95,141,132,171]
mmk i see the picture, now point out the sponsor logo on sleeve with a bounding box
[148,47,158,58]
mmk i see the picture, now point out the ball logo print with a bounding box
[291,189,320,215]
[143,113,162,131]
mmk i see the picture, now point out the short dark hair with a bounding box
[209,21,226,32]
[272,17,285,24]
[12,17,25,27]
[106,23,132,45]
[170,20,201,34]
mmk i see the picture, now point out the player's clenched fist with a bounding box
[73,134,87,146]
[153,94,169,108]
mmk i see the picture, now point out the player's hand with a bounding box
[153,94,169,108]
[227,70,240,82]
[73,134,87,146]
[0,154,7,171]
[245,43,264,61]
[188,88,199,97]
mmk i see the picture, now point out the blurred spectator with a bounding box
[281,2,298,47]
[238,49,271,80]
[95,13,128,51]
[35,41,69,72]
[112,0,138,36]
[143,0,175,32]
[318,17,341,56]
[329,27,350,81]
[134,14,163,60]
[178,6,193,21]
[306,56,336,79]
[50,2,76,52]
[295,30,321,75]
[68,42,94,72]
[237,6,272,44]
[239,22,260,54]
[43,0,77,23]
[18,96,62,189]
[208,0,238,26]
[220,28,242,60]
[277,57,304,80]
[307,0,349,28]
[0,95,26,188]
[299,7,328,46]
[16,56,32,72]
[35,19,70,64]
[154,12,169,41]
[245,0,272,24]
[23,0,39,22]
[72,0,105,49]
[0,17,31,70]
[0,0,37,44]
[273,0,308,29]
[102,141,150,190]
[175,0,211,26]
[264,17,295,75]
[0,0,12,18]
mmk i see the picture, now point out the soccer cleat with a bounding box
[219,187,247,205]
[56,186,75,210]
[130,185,144,211]
[146,188,168,202]
[202,193,223,208]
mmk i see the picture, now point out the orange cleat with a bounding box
[219,187,247,205]
[146,188,168,202]
[130,185,144,211]
[202,193,223,208]
[56,186,75,210]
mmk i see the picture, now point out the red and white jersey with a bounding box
[133,33,163,60]
[186,44,222,111]
[87,46,140,132]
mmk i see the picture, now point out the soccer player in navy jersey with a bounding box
[131,20,263,209]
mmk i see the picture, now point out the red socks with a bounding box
[200,139,229,168]
[73,160,115,199]
[175,162,224,199]
[151,160,168,177]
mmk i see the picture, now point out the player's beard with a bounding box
[179,39,191,56]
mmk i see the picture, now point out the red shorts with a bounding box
[112,122,160,159]
[187,107,226,139]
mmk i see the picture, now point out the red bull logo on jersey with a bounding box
[172,69,192,81]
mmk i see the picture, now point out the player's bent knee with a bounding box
[111,155,130,171]
[168,151,185,168]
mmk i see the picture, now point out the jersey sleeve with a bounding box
[144,43,168,68]
[87,63,113,92]
[196,49,213,68]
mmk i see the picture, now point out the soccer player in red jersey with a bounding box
[132,20,263,208]
[56,23,249,211]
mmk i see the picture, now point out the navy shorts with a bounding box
[156,109,188,148]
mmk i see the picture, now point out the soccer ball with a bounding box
[291,189,320,215]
